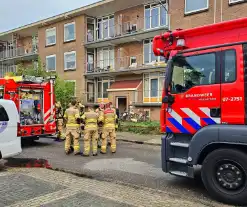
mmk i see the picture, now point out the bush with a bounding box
[119,121,160,135]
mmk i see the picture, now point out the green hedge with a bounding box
[119,121,160,135]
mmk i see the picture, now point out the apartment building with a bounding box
[0,0,247,120]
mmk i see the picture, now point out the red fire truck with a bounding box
[0,75,56,140]
[153,17,247,205]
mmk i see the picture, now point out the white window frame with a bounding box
[65,80,76,97]
[64,51,76,70]
[96,15,114,40]
[96,78,114,99]
[46,55,56,72]
[45,27,56,46]
[229,0,244,4]
[143,39,164,64]
[64,22,76,42]
[143,73,165,102]
[96,47,115,70]
[185,0,209,14]
[144,1,168,30]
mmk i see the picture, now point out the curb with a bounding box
[117,138,161,146]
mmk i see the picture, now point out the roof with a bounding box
[107,80,142,91]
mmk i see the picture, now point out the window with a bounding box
[64,22,75,42]
[46,27,56,46]
[96,78,114,99]
[223,50,236,83]
[145,2,167,30]
[185,0,208,14]
[143,39,165,64]
[144,73,165,99]
[65,80,76,96]
[171,53,216,94]
[64,51,76,70]
[97,15,114,40]
[46,55,56,71]
[0,105,9,121]
[97,47,114,70]
[229,0,244,4]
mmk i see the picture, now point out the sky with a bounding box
[0,0,100,32]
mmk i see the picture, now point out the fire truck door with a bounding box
[166,49,221,134]
[220,45,245,125]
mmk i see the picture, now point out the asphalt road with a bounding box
[3,138,228,207]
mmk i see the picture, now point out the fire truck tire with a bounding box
[201,148,247,206]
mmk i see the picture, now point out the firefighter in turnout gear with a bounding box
[81,104,99,156]
[63,100,81,155]
[99,102,117,154]
[55,101,65,142]
[96,103,104,148]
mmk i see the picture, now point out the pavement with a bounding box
[1,137,230,207]
[117,132,161,146]
[0,167,219,207]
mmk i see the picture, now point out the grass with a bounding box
[119,121,160,135]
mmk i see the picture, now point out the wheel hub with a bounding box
[216,163,244,190]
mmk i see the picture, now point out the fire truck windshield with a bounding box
[168,52,217,94]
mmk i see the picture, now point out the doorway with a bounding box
[116,97,127,114]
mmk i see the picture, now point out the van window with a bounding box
[0,105,9,121]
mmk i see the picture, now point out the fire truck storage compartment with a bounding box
[19,88,44,125]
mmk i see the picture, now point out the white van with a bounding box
[0,100,22,158]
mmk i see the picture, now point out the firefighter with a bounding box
[99,102,117,154]
[78,102,85,137]
[96,103,105,148]
[63,100,81,155]
[81,104,99,156]
[55,101,65,142]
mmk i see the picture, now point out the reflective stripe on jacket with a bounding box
[81,111,99,130]
[64,106,80,127]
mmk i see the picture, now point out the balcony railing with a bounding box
[85,54,167,74]
[0,65,17,78]
[0,46,38,61]
[82,90,163,105]
[86,12,169,43]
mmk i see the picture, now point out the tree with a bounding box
[8,57,75,109]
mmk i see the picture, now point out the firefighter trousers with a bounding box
[84,129,98,155]
[65,127,80,154]
[101,128,116,153]
[57,119,65,140]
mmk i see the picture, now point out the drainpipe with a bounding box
[221,0,223,22]
[214,0,216,23]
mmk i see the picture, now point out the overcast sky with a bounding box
[0,0,99,32]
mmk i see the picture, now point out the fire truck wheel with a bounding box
[201,148,247,206]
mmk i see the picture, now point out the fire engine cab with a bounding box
[0,75,56,140]
[153,17,247,205]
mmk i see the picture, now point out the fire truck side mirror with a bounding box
[162,94,175,105]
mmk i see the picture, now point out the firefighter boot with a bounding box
[100,131,107,154]
[83,130,90,156]
[110,130,117,153]
[92,130,98,156]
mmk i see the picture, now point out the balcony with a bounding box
[85,13,170,48]
[82,89,162,106]
[85,54,167,77]
[0,65,17,78]
[0,46,38,64]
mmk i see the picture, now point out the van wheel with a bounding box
[201,149,247,205]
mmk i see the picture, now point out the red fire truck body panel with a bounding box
[0,77,56,138]
[153,17,247,205]
[153,17,247,134]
